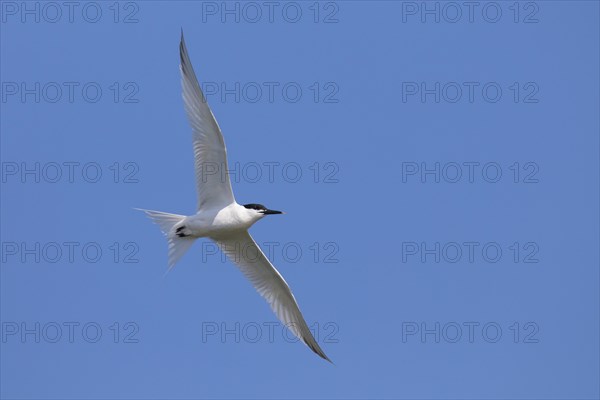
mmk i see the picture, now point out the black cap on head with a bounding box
[243,203,283,215]
[243,203,267,211]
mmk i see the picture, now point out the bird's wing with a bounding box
[215,231,331,362]
[180,32,236,210]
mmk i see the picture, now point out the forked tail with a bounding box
[135,208,196,270]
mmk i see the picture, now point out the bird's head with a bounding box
[243,203,284,220]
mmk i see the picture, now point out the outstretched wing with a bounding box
[215,231,332,362]
[180,32,235,210]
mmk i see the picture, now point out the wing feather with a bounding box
[215,231,332,362]
[180,32,235,210]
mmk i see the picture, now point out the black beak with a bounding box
[262,209,284,215]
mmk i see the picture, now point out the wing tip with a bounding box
[304,338,333,364]
[179,29,195,82]
[322,354,334,364]
[179,30,188,66]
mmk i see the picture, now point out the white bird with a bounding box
[137,32,331,362]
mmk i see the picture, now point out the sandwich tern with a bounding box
[137,32,331,362]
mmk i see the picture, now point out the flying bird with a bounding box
[137,32,331,362]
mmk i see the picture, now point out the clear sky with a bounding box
[1,1,599,399]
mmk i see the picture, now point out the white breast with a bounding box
[186,203,257,238]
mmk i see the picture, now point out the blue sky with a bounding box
[1,1,599,399]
